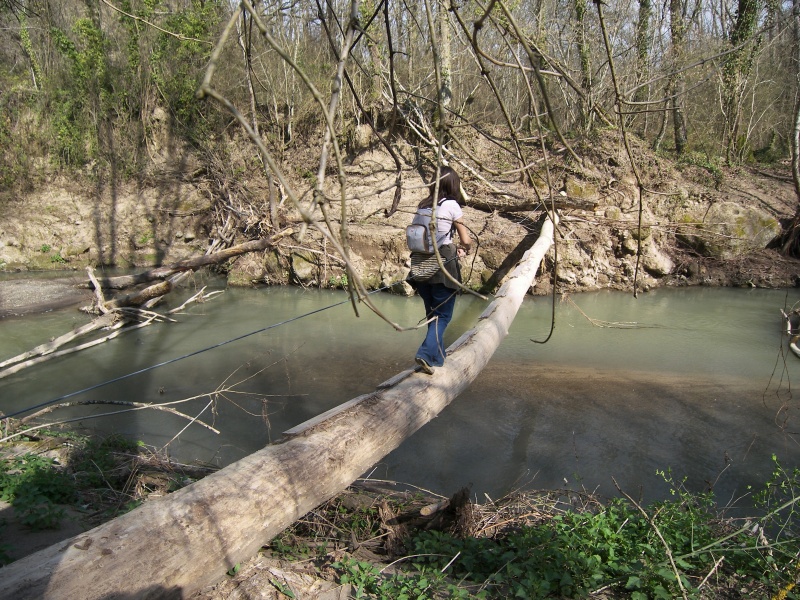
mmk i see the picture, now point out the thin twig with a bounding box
[0,401,220,444]
[613,477,689,600]
[697,555,725,590]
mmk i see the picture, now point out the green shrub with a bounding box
[0,454,75,530]
[403,472,800,599]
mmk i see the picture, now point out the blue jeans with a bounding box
[415,283,457,367]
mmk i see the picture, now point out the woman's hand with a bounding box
[457,247,467,258]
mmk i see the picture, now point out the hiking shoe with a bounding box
[415,357,434,375]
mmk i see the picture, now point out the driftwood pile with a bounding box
[0,229,293,382]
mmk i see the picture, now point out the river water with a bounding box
[2,278,800,506]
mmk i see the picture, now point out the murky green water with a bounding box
[2,277,799,504]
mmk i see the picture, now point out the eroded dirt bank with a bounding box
[2,132,799,310]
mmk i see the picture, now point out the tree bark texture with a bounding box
[669,0,688,155]
[0,217,556,600]
[793,0,800,200]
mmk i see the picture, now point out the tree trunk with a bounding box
[793,93,800,200]
[633,0,653,135]
[439,0,453,116]
[773,0,800,256]
[793,0,800,199]
[722,0,763,163]
[669,0,688,155]
[0,216,556,600]
[86,228,294,289]
[574,0,592,131]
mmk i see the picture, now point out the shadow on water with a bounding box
[377,361,797,506]
[2,284,800,509]
[478,215,542,294]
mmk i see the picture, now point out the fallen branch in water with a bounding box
[0,229,292,379]
[83,228,295,290]
[0,312,117,370]
[781,307,800,359]
[0,285,223,380]
[564,293,663,329]
[0,317,154,380]
[1,358,287,446]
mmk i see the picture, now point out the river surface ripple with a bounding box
[2,282,799,505]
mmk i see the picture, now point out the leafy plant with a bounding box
[150,1,221,139]
[69,434,138,490]
[0,454,75,530]
[270,578,296,598]
[333,557,380,597]
[748,455,800,594]
[405,477,795,599]
[270,532,314,561]
[328,274,349,288]
[0,454,75,504]
[678,150,724,187]
[14,488,66,530]
[331,555,477,599]
[49,19,112,167]
[0,433,200,551]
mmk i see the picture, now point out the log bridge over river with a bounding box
[0,215,556,599]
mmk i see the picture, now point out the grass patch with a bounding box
[0,429,215,565]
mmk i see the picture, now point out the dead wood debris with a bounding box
[192,482,604,599]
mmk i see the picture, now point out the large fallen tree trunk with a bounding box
[0,215,556,600]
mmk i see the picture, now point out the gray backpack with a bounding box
[405,199,454,255]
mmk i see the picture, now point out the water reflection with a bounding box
[1,282,799,505]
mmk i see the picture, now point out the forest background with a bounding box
[1,0,799,305]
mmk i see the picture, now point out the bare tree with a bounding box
[722,0,764,163]
[774,0,800,255]
[632,0,653,134]
[794,0,800,199]
[669,0,690,155]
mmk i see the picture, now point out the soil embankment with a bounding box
[0,132,800,310]
[2,141,799,314]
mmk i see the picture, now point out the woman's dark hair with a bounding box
[418,166,462,208]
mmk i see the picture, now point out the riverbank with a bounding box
[2,131,799,302]
[1,427,797,599]
[2,242,799,323]
[0,275,92,318]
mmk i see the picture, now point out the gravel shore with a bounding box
[0,276,93,318]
